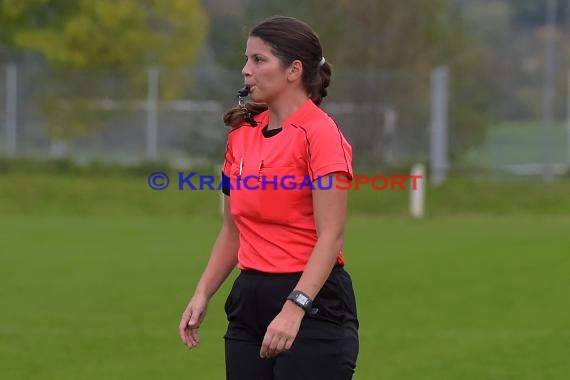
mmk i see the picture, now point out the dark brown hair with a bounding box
[223,16,332,127]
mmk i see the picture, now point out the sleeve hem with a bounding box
[311,163,353,182]
[221,172,230,196]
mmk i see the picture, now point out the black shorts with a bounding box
[223,265,359,380]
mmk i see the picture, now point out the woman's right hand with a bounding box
[179,293,208,349]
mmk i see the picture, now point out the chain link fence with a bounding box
[1,62,569,180]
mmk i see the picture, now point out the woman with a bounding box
[179,16,359,380]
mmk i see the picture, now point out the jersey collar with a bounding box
[282,98,318,127]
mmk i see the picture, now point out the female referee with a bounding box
[179,15,359,380]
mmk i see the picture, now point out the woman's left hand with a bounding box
[260,301,305,358]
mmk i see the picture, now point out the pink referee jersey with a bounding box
[222,98,353,273]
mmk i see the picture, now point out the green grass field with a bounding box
[1,213,569,379]
[1,168,569,379]
[462,120,569,167]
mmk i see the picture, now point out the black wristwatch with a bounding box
[287,290,316,315]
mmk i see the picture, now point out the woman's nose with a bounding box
[241,61,251,77]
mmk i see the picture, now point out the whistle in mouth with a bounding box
[237,86,250,97]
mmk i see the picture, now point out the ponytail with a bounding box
[309,60,332,106]
[223,101,268,128]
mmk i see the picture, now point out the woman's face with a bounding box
[242,36,289,104]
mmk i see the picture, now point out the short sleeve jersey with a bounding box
[222,99,353,273]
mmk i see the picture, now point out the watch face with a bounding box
[296,293,309,306]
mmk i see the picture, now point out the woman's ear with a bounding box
[287,60,303,82]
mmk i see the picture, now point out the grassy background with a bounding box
[1,162,569,379]
[1,161,570,217]
[461,121,569,167]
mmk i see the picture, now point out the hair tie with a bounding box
[319,57,326,67]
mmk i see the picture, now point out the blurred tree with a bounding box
[460,0,570,121]
[0,0,208,147]
[1,0,207,68]
[331,0,489,162]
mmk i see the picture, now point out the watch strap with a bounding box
[287,290,316,315]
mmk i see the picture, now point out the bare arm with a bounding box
[179,195,240,349]
[193,195,240,300]
[292,173,348,299]
[260,173,349,358]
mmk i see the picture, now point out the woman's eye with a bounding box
[254,56,263,63]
